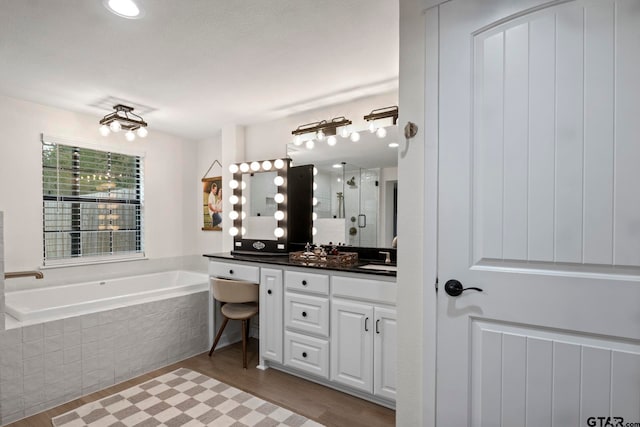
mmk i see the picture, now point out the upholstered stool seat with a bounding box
[221,302,258,319]
[208,278,259,369]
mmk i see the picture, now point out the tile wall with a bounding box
[0,291,209,425]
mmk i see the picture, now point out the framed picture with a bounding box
[202,176,222,231]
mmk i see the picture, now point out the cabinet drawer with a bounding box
[285,293,329,337]
[209,261,259,283]
[285,270,329,295]
[284,331,329,379]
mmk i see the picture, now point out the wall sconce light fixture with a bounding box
[291,116,352,148]
[364,106,399,138]
[99,104,149,141]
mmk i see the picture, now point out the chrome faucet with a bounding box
[4,270,44,280]
[379,251,391,264]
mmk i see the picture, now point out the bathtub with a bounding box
[5,270,210,324]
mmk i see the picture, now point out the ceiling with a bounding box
[0,0,399,141]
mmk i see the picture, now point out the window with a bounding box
[42,140,144,264]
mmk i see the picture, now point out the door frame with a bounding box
[397,0,442,426]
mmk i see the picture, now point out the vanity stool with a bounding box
[208,278,259,369]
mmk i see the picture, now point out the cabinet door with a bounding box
[330,299,373,393]
[260,268,283,363]
[374,306,397,401]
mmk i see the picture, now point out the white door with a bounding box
[331,299,373,392]
[437,0,640,426]
[373,306,397,401]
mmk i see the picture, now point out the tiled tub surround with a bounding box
[0,290,209,425]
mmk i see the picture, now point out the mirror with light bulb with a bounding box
[228,159,313,255]
[287,113,399,249]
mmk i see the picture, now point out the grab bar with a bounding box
[4,271,44,280]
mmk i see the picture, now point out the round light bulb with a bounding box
[350,131,361,142]
[125,130,135,141]
[240,181,247,190]
[340,126,350,138]
[250,161,260,171]
[241,211,247,220]
[312,212,318,221]
[274,227,285,238]
[327,135,337,146]
[376,127,387,138]
[229,211,239,220]
[229,227,239,236]
[99,124,110,136]
[312,227,317,236]
[241,196,246,205]
[274,193,285,203]
[313,167,318,176]
[229,164,239,173]
[239,163,249,173]
[109,121,122,132]
[312,197,318,206]
[317,129,325,141]
[229,195,239,205]
[368,121,377,133]
[136,127,148,138]
[293,135,303,146]
[313,182,317,190]
[262,160,272,170]
[274,176,284,186]
[274,210,285,221]
[241,227,246,236]
[305,139,315,149]
[229,179,239,189]
[274,159,285,169]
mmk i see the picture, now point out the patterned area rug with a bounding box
[51,368,323,427]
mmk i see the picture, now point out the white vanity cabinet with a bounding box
[283,269,331,378]
[206,256,396,407]
[330,275,397,401]
[260,268,283,364]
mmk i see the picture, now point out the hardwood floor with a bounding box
[7,339,395,427]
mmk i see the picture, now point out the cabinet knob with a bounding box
[229,269,234,275]
[376,319,380,334]
[365,317,369,332]
[302,311,307,318]
[267,289,272,295]
[302,280,307,286]
[302,352,307,358]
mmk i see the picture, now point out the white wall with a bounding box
[0,95,205,287]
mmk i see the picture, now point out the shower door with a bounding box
[342,164,378,247]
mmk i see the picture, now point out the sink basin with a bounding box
[358,264,398,272]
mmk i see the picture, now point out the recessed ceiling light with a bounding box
[104,0,143,19]
[388,142,399,148]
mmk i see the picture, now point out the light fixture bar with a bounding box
[363,106,399,125]
[292,116,352,136]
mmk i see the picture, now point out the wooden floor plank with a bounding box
[6,339,395,427]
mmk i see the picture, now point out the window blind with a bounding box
[42,141,144,264]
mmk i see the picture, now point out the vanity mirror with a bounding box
[287,111,398,249]
[228,158,313,255]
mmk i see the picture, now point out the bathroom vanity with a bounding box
[204,253,397,408]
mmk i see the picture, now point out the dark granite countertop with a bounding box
[203,252,397,278]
